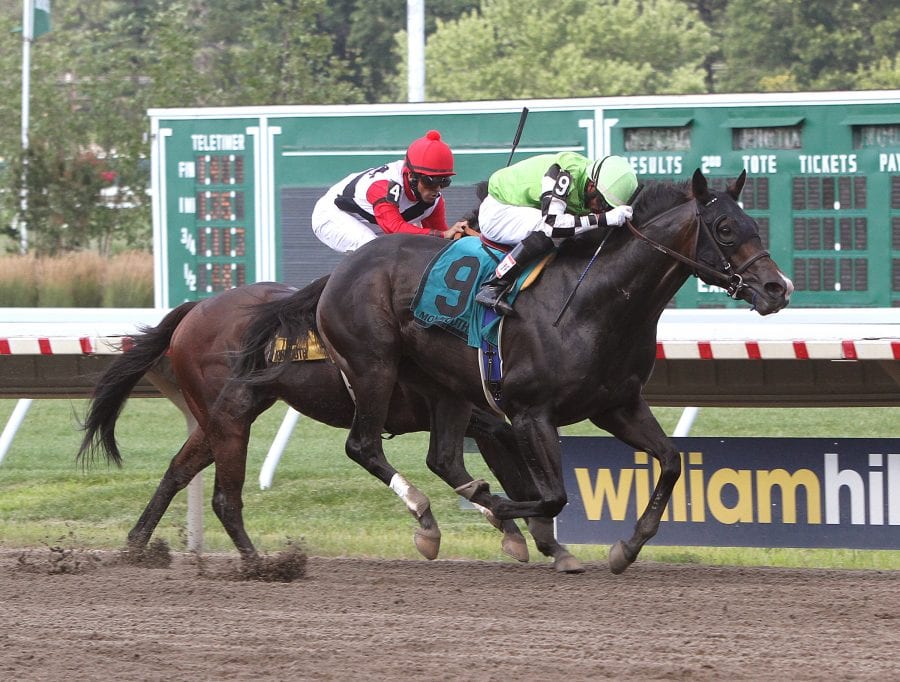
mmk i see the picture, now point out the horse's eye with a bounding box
[716,220,736,246]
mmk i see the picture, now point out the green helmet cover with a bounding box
[590,156,638,207]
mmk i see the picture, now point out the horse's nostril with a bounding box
[765,281,786,298]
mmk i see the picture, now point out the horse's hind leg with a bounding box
[468,410,583,572]
[344,408,442,560]
[207,418,258,561]
[127,428,213,552]
[591,398,681,575]
[321,304,443,558]
[337,356,444,559]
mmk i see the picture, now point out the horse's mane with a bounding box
[632,179,691,224]
[558,179,692,258]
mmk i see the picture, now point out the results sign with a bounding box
[557,437,900,550]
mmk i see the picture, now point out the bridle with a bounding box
[625,194,770,300]
[553,190,770,326]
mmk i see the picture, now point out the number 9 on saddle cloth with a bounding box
[411,235,552,412]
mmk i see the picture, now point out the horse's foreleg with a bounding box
[473,412,567,522]
[421,397,531,560]
[465,500,529,563]
[524,518,584,573]
[127,428,213,552]
[466,411,528,562]
[592,398,682,575]
[424,397,482,491]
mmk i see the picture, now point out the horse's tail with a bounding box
[231,274,330,385]
[77,301,199,468]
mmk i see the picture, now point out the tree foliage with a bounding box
[319,0,479,103]
[411,0,712,101]
[718,0,900,92]
[0,0,365,255]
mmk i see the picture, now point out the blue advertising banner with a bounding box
[557,437,900,550]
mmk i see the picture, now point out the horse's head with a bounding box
[691,169,793,315]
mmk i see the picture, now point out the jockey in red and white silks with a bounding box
[312,130,466,253]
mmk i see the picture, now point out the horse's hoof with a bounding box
[454,478,489,501]
[414,526,441,560]
[608,540,634,575]
[553,551,585,574]
[501,532,529,563]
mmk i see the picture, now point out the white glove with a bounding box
[605,205,633,227]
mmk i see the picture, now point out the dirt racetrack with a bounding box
[1,548,897,680]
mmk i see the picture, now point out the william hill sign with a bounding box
[557,437,899,550]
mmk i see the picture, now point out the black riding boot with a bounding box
[475,232,554,317]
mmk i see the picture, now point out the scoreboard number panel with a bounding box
[163,128,255,304]
[611,108,900,308]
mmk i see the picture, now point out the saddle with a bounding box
[411,236,553,416]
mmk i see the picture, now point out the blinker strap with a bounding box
[624,208,739,293]
[695,205,733,275]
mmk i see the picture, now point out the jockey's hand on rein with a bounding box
[445,222,467,240]
[605,205,633,227]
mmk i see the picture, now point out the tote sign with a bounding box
[556,437,900,550]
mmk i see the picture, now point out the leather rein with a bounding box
[624,196,770,300]
[553,194,770,326]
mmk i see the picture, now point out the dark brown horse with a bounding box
[78,280,583,571]
[235,169,792,574]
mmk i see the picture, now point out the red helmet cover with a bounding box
[405,130,455,176]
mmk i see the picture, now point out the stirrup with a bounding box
[475,285,516,317]
[490,298,516,317]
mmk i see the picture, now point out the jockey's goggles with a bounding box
[415,174,452,189]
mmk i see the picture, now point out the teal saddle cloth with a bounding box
[411,236,541,348]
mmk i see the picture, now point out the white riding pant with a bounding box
[477,194,546,245]
[311,189,380,253]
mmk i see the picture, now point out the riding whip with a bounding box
[506,107,529,167]
[552,184,644,327]
[552,229,612,327]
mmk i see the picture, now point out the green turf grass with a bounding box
[0,398,897,569]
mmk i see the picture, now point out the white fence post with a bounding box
[673,406,700,438]
[0,398,33,465]
[259,406,300,490]
[186,468,204,553]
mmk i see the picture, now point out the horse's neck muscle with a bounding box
[564,208,694,333]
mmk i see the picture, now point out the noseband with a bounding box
[625,196,770,300]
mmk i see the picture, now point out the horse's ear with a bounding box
[691,168,710,202]
[727,169,747,200]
